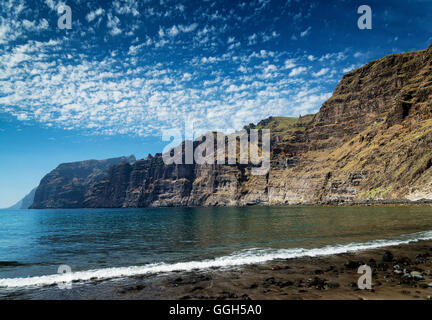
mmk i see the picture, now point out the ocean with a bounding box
[1,205,432,291]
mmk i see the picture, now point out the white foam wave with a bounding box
[1,230,432,289]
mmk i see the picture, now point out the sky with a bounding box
[1,0,432,208]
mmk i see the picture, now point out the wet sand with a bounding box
[4,239,432,300]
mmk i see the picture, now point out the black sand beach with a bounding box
[4,239,432,300]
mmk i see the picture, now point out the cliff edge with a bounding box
[32,45,432,208]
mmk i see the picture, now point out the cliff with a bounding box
[7,188,36,209]
[32,44,432,208]
[30,156,136,209]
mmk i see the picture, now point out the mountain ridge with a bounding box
[31,44,432,208]
[30,155,136,209]
[5,188,37,210]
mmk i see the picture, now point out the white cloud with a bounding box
[284,59,296,69]
[107,14,122,36]
[86,8,104,22]
[312,68,329,77]
[300,26,311,37]
[289,66,307,77]
[113,0,139,16]
[262,31,279,42]
[45,0,56,10]
[0,1,345,138]
[248,33,257,45]
[342,64,359,73]
[128,43,145,55]
[319,52,346,62]
[182,72,192,81]
[179,23,198,33]
[22,18,49,31]
[168,25,179,37]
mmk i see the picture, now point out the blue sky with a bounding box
[1,0,432,208]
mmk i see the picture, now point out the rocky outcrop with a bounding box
[7,188,37,209]
[32,44,432,208]
[31,156,136,209]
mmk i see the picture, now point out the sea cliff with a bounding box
[31,45,432,208]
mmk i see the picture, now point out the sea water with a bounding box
[1,205,432,289]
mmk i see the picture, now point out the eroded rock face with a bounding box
[30,156,136,209]
[32,45,432,208]
[7,188,37,209]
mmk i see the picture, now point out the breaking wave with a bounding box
[1,230,432,289]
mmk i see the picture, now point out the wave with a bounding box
[1,230,432,289]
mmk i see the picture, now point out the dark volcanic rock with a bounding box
[30,156,136,209]
[30,44,432,208]
[382,251,394,262]
[344,261,361,269]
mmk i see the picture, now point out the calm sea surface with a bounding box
[1,206,432,288]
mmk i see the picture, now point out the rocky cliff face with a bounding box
[32,44,432,208]
[31,156,136,209]
[7,188,36,209]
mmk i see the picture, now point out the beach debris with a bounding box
[395,257,412,266]
[348,282,359,290]
[263,277,276,286]
[382,251,394,262]
[172,274,212,287]
[344,260,361,269]
[117,284,145,294]
[278,281,294,288]
[410,271,424,280]
[306,277,327,290]
[270,265,281,270]
[249,283,258,289]
[416,253,430,261]
[376,263,388,271]
[325,265,335,272]
[428,282,432,287]
[393,264,402,271]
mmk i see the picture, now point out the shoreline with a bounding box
[11,199,432,210]
[4,239,432,300]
